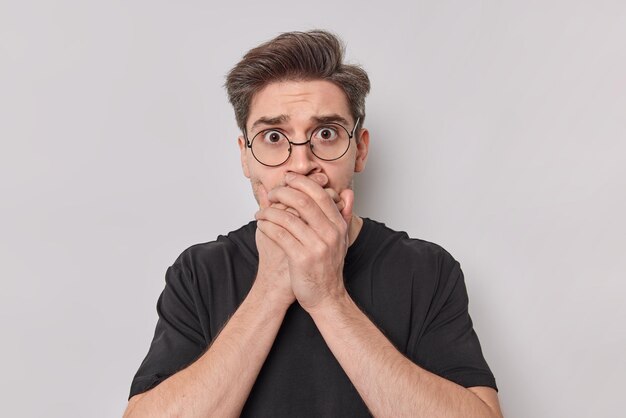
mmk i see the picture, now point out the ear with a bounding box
[354,128,369,173]
[238,136,251,179]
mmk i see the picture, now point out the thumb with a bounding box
[339,189,354,227]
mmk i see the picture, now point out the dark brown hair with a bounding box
[225,30,370,135]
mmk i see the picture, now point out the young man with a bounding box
[124,30,502,417]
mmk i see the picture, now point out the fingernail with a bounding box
[285,172,296,182]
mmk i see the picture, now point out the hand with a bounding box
[253,183,295,309]
[252,175,344,309]
[271,173,345,215]
[255,173,354,312]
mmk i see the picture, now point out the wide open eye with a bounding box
[312,126,339,143]
[260,130,287,145]
[250,129,290,166]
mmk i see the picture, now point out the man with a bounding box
[124,30,502,417]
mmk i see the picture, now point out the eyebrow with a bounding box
[311,114,350,126]
[250,115,290,131]
[249,113,351,132]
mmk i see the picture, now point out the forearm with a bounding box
[308,293,501,418]
[124,283,290,418]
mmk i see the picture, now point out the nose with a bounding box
[286,140,320,176]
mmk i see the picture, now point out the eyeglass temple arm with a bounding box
[351,117,361,137]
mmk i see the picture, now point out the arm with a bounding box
[125,182,296,417]
[123,281,292,418]
[307,293,503,418]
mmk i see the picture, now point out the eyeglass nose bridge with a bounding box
[284,138,314,162]
[289,138,312,147]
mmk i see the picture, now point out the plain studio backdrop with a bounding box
[1,1,624,417]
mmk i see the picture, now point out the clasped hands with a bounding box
[254,172,353,312]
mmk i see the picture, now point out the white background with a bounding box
[1,1,625,417]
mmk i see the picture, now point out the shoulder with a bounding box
[357,218,463,301]
[169,221,258,275]
[361,218,459,272]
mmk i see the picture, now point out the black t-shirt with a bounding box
[129,218,497,416]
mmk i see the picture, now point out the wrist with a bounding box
[248,276,294,313]
[303,287,353,318]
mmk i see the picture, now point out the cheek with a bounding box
[325,166,355,191]
[249,178,263,205]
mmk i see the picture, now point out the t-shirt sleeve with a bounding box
[128,261,208,400]
[411,257,498,391]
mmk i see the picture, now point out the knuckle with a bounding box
[330,228,344,245]
[284,212,298,227]
[286,207,300,217]
[312,241,328,257]
[296,197,310,209]
[277,227,290,241]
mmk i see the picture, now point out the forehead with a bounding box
[247,80,351,129]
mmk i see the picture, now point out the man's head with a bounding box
[225,30,371,207]
[225,30,370,135]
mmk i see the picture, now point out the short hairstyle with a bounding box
[225,30,370,136]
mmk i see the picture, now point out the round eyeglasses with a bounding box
[244,117,360,167]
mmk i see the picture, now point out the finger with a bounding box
[324,188,344,212]
[282,173,345,228]
[334,199,345,213]
[263,178,299,217]
[308,173,345,211]
[323,187,340,203]
[255,218,308,259]
[267,186,342,249]
[268,186,331,228]
[276,204,300,218]
[286,207,300,217]
[339,188,354,228]
[272,196,333,218]
[271,188,336,216]
[256,207,319,248]
[256,219,300,252]
[308,172,329,187]
[271,202,300,218]
[265,173,336,217]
